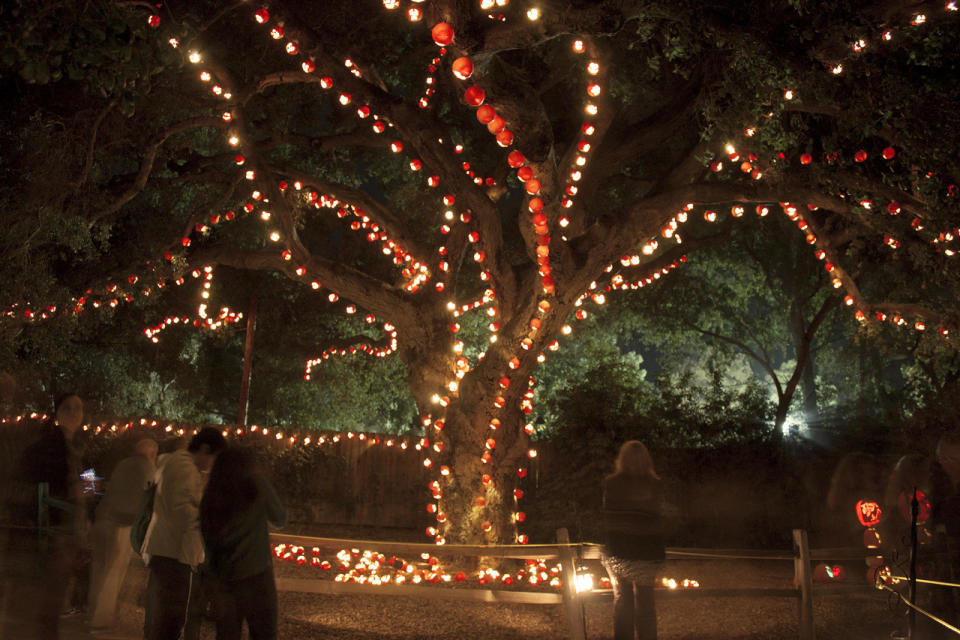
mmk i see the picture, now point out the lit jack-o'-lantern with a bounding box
[463,86,485,106]
[431,22,454,46]
[452,57,473,79]
[813,562,846,582]
[855,499,882,527]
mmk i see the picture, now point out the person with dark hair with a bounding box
[602,440,665,640]
[200,446,285,640]
[141,427,226,640]
[88,437,158,633]
[3,393,88,639]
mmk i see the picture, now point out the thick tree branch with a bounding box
[87,117,228,226]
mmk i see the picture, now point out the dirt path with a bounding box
[38,557,906,639]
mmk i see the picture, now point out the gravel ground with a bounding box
[54,557,907,639]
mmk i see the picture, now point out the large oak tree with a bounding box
[2,0,960,543]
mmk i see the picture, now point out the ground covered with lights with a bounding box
[52,542,904,639]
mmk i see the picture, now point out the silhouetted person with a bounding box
[3,393,88,639]
[602,440,665,640]
[200,446,285,640]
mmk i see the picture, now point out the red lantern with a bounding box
[854,150,868,162]
[496,129,514,147]
[431,22,454,46]
[855,499,883,527]
[463,86,485,107]
[518,166,534,181]
[882,146,896,160]
[476,105,496,124]
[451,57,473,80]
[508,151,526,168]
[524,179,541,195]
[486,116,505,134]
[147,14,161,27]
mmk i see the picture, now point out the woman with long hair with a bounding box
[602,440,664,640]
[199,446,285,640]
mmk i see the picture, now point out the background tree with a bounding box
[2,0,960,544]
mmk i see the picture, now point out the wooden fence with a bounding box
[270,528,886,640]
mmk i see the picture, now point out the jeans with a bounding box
[603,556,660,640]
[212,568,278,640]
[145,555,193,640]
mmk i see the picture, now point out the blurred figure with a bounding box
[88,437,158,633]
[822,451,886,548]
[3,393,88,639]
[200,447,285,640]
[882,453,934,550]
[601,441,664,640]
[142,427,225,640]
[927,432,960,637]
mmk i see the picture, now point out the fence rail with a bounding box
[268,527,886,640]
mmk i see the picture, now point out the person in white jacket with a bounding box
[141,428,225,640]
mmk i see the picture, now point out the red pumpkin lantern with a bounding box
[486,116,505,134]
[431,22,454,46]
[476,105,496,124]
[463,86,485,106]
[855,499,883,527]
[451,57,473,79]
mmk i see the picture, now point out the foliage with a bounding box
[2,0,960,542]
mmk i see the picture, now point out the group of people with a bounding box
[5,394,957,640]
[1,394,286,640]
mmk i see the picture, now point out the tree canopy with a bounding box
[2,0,960,542]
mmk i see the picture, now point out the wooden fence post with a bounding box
[557,528,587,640]
[793,528,815,640]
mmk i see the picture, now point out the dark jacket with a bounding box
[202,476,285,582]
[602,472,665,561]
[19,422,82,527]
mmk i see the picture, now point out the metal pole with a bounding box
[237,294,258,427]
[908,486,919,639]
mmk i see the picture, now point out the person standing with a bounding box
[141,427,225,640]
[200,447,285,640]
[4,393,88,640]
[602,440,665,640]
[87,437,157,633]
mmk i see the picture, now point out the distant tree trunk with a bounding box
[790,301,820,425]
